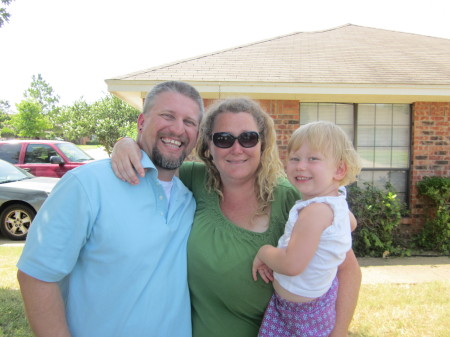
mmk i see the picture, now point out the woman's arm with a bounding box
[111,137,143,184]
[330,249,361,337]
[349,211,357,231]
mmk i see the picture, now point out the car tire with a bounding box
[0,204,36,241]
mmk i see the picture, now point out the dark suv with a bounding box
[0,140,94,178]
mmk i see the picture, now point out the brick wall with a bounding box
[258,100,300,162]
[408,102,450,234]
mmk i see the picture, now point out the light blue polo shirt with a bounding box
[18,151,195,337]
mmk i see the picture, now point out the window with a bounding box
[0,143,21,164]
[300,103,354,142]
[300,103,411,202]
[25,144,58,164]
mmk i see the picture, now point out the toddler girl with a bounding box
[252,121,362,337]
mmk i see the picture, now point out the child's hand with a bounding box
[252,256,274,283]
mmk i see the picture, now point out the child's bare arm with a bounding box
[257,203,332,276]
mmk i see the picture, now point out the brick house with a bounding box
[105,24,450,235]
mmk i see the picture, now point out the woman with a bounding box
[112,98,361,337]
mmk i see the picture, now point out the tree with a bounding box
[0,99,11,114]
[0,109,11,127]
[0,0,14,28]
[89,95,139,155]
[58,98,92,143]
[11,100,53,139]
[0,100,13,137]
[24,74,60,115]
[0,101,11,126]
[23,74,63,138]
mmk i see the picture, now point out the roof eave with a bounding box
[105,79,450,109]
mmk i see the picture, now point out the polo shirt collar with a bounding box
[140,150,176,182]
[140,150,156,171]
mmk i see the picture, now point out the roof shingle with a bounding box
[112,24,450,85]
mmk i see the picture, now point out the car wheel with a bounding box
[0,204,36,241]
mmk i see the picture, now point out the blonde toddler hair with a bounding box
[288,121,362,186]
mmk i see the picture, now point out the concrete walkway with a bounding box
[358,256,450,284]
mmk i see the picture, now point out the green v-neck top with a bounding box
[179,162,300,337]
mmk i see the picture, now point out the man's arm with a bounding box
[17,270,71,337]
[330,249,361,337]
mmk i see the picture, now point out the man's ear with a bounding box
[137,113,145,132]
[334,161,348,181]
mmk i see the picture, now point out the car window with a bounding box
[25,144,59,164]
[0,143,21,164]
[0,159,32,182]
[56,142,92,162]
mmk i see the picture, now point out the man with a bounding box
[17,81,204,337]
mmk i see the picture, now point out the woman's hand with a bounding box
[111,137,144,185]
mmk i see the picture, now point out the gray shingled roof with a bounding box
[112,24,450,85]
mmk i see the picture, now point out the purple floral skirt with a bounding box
[258,277,338,337]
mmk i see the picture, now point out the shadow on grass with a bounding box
[0,288,32,337]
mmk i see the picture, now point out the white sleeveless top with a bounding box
[274,190,352,298]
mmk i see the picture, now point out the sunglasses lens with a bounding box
[212,133,235,148]
[212,132,259,148]
[239,132,259,148]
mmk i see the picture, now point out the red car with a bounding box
[0,140,94,178]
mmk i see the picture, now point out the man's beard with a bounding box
[152,147,186,170]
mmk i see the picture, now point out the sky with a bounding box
[1,0,450,111]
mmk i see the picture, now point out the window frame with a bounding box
[299,102,411,204]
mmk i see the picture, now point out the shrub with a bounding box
[347,182,408,257]
[414,176,450,254]
[1,126,15,138]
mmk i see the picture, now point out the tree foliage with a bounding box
[0,100,12,137]
[0,0,14,28]
[0,99,11,114]
[4,73,140,152]
[58,99,92,143]
[11,74,63,138]
[415,176,450,253]
[24,74,60,115]
[89,95,139,155]
[11,100,52,139]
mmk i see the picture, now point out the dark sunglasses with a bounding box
[211,131,260,148]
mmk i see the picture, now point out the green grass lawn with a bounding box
[1,246,449,337]
[0,246,32,337]
[350,282,450,336]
